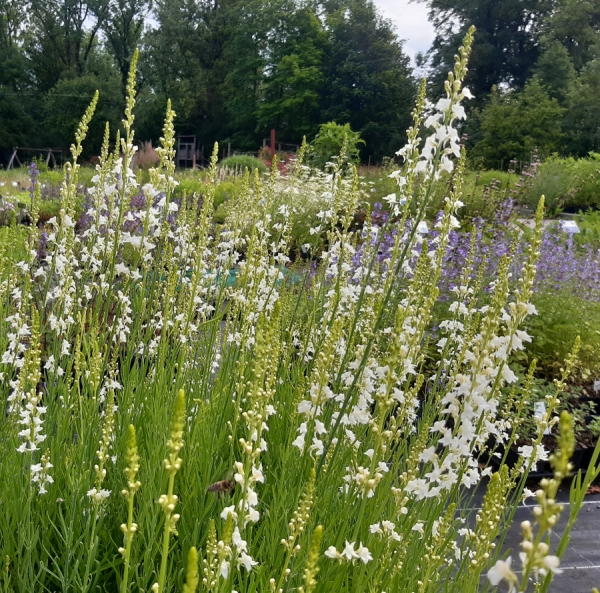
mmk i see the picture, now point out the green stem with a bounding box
[157,470,176,593]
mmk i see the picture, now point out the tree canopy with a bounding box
[0,0,416,163]
[0,0,598,166]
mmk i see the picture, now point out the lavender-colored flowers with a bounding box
[358,199,600,304]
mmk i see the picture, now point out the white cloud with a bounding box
[373,0,435,63]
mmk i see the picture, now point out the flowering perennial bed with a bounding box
[1,35,599,593]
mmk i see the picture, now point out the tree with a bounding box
[43,73,122,155]
[320,0,415,161]
[540,0,600,72]
[142,0,246,144]
[256,5,326,143]
[308,121,364,169]
[97,0,151,94]
[27,0,106,91]
[533,41,577,105]
[563,59,600,156]
[418,0,551,100]
[0,0,35,151]
[472,78,565,168]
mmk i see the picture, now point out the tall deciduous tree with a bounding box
[563,59,600,156]
[0,0,34,149]
[27,0,106,90]
[418,0,550,99]
[97,0,151,93]
[541,0,600,72]
[320,0,415,160]
[256,4,326,143]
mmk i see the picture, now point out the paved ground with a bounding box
[465,482,600,592]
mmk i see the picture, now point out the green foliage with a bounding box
[563,59,600,156]
[520,291,600,380]
[472,79,565,168]
[318,0,416,162]
[218,155,267,174]
[256,6,326,143]
[522,155,600,213]
[533,41,577,105]
[524,158,578,213]
[44,74,123,157]
[174,177,244,212]
[575,208,600,250]
[427,169,518,222]
[420,0,550,99]
[540,0,600,72]
[308,122,364,169]
[0,0,415,164]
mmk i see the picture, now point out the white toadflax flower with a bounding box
[487,557,518,592]
[324,541,372,564]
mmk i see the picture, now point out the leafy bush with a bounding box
[520,291,600,380]
[522,155,600,213]
[308,121,364,169]
[174,177,205,200]
[575,209,600,249]
[218,155,267,174]
[524,157,577,214]
[175,178,243,212]
[570,154,600,208]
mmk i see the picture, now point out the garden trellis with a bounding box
[6,147,63,170]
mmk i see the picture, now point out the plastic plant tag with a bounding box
[560,220,580,234]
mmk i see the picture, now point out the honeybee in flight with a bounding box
[208,478,235,497]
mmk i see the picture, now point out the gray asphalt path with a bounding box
[466,484,600,593]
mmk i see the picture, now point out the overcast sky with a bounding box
[373,0,435,62]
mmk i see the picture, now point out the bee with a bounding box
[208,479,235,497]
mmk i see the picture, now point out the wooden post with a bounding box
[7,149,18,170]
[228,143,231,158]
[192,153,196,169]
[270,129,276,159]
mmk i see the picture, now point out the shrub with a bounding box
[174,178,243,211]
[472,79,565,169]
[570,154,600,208]
[524,157,577,214]
[520,291,600,380]
[522,155,600,213]
[218,155,267,174]
[576,209,600,249]
[308,121,365,169]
